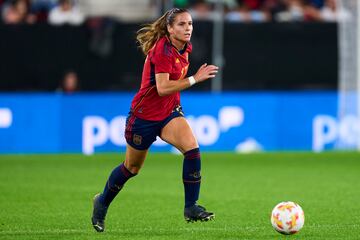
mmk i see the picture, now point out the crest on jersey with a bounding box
[133,134,142,145]
[176,58,180,63]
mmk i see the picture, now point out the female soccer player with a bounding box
[91,8,218,232]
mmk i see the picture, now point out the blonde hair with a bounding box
[136,8,189,55]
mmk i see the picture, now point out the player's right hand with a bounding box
[194,63,219,83]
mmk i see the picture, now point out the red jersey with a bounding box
[130,36,192,121]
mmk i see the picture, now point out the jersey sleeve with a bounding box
[151,43,173,74]
[152,53,172,73]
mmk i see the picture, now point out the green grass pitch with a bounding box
[0,152,359,239]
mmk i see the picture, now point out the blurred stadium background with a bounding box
[0,0,360,239]
[0,0,359,154]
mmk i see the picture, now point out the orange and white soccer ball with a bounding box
[271,201,305,235]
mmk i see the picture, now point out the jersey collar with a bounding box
[165,36,188,55]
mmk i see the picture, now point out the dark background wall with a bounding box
[0,22,337,91]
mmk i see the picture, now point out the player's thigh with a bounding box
[124,144,148,174]
[160,117,198,153]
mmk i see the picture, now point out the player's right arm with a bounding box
[156,63,218,96]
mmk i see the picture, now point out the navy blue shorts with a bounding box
[125,106,184,150]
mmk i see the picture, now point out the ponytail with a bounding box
[136,8,189,55]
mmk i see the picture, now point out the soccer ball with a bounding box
[270,201,305,235]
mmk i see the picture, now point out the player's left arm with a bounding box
[155,64,218,96]
[155,73,193,96]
